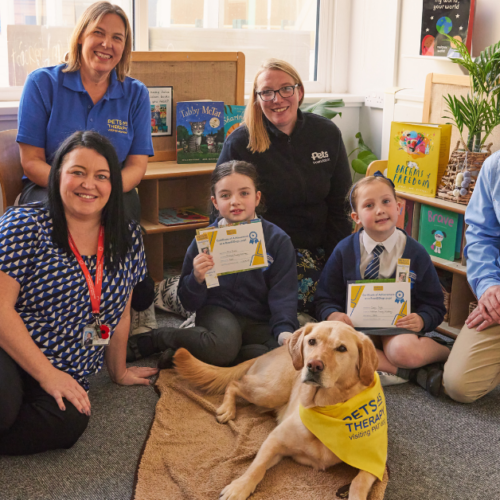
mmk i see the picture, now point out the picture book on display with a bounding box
[396,199,415,236]
[387,122,452,197]
[158,207,209,227]
[224,105,246,140]
[176,101,224,164]
[420,0,476,57]
[418,204,461,262]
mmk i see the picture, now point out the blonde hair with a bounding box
[348,176,398,212]
[244,58,305,153]
[63,1,132,82]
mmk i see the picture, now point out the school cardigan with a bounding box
[217,110,352,257]
[315,229,446,333]
[178,217,299,339]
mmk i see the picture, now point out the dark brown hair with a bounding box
[210,160,265,216]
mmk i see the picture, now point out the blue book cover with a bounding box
[224,105,246,140]
[176,101,224,163]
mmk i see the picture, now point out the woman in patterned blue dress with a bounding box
[0,131,158,455]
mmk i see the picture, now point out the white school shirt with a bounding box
[359,229,407,279]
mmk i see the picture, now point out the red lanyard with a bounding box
[68,226,105,325]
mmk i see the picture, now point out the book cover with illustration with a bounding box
[420,0,476,57]
[176,102,225,163]
[418,203,460,261]
[224,105,246,140]
[158,206,209,227]
[387,122,452,197]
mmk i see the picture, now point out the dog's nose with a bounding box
[307,360,324,373]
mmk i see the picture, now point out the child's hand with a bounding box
[193,254,214,284]
[396,313,424,332]
[327,312,354,327]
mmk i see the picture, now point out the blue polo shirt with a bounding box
[17,64,154,167]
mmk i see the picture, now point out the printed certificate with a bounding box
[197,220,268,279]
[347,281,411,328]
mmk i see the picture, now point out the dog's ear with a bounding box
[288,324,314,370]
[357,335,378,386]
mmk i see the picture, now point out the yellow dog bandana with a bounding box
[299,372,387,481]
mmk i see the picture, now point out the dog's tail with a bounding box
[174,348,257,394]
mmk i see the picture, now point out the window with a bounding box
[147,0,324,92]
[0,0,132,90]
[0,0,337,99]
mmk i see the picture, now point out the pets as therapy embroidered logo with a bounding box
[311,151,330,164]
[108,119,128,134]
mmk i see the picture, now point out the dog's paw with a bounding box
[219,478,254,500]
[216,405,236,424]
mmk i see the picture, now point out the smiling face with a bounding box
[79,13,126,78]
[211,173,261,223]
[351,181,400,242]
[59,147,112,223]
[255,69,303,136]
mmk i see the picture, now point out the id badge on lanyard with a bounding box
[69,227,111,347]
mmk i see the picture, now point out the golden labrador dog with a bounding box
[174,321,382,500]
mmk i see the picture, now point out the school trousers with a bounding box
[165,305,279,367]
[0,348,89,455]
[443,323,500,403]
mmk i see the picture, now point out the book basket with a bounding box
[436,141,493,205]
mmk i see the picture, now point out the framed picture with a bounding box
[148,86,173,136]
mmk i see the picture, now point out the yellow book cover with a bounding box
[387,122,452,197]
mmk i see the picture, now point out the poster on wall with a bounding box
[148,86,173,136]
[420,0,476,57]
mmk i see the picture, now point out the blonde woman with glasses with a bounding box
[217,59,352,321]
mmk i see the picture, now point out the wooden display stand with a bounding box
[130,52,245,281]
[367,72,500,338]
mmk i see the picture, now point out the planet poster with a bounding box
[420,0,475,57]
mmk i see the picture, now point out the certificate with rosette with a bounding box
[197,219,268,279]
[347,281,411,328]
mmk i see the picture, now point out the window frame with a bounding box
[0,0,347,101]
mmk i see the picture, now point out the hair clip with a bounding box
[348,171,395,211]
[373,170,395,188]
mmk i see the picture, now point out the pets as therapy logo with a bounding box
[311,151,330,164]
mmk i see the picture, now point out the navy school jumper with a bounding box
[315,229,446,333]
[178,217,299,340]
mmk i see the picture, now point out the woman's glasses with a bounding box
[256,84,300,102]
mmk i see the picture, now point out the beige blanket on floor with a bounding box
[134,370,388,500]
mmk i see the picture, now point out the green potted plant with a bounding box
[436,36,500,203]
[443,35,500,152]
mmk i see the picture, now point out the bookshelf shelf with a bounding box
[141,218,210,235]
[395,190,466,215]
[395,190,473,339]
[430,255,467,276]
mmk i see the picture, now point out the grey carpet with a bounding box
[1,311,499,500]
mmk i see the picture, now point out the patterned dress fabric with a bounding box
[296,247,326,315]
[0,205,147,390]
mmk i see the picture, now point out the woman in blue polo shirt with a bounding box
[17,2,156,323]
[17,1,153,223]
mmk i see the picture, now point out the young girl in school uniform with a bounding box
[314,173,450,395]
[149,160,299,368]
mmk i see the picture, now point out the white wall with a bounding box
[347,0,500,158]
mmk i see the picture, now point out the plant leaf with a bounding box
[352,158,368,175]
[300,99,344,119]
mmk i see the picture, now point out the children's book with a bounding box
[420,0,476,57]
[224,105,245,140]
[418,204,460,261]
[158,207,209,227]
[176,101,224,164]
[404,199,415,235]
[387,122,452,197]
